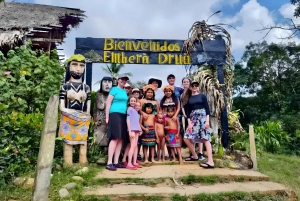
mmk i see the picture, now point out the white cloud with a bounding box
[33,0,300,90]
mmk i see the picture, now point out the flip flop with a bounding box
[126,165,137,170]
[200,163,215,169]
[185,157,198,161]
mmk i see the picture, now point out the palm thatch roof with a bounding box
[0,2,85,54]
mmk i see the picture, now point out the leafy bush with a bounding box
[0,111,43,185]
[0,43,64,184]
[255,121,289,153]
[0,42,64,114]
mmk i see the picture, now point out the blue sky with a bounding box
[12,0,299,90]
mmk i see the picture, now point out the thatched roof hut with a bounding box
[0,2,85,57]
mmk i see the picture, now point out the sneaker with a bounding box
[114,163,126,168]
[137,154,142,161]
[106,164,117,171]
[198,153,206,160]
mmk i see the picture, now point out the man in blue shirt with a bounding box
[167,74,183,99]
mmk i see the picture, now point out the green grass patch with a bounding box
[0,165,102,201]
[90,177,166,187]
[180,174,249,185]
[170,193,189,201]
[258,152,300,199]
[79,191,289,201]
[192,191,288,201]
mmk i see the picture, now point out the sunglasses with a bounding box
[191,84,199,88]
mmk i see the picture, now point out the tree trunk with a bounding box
[210,116,219,137]
[31,95,59,201]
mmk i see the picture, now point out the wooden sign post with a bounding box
[31,95,59,201]
[249,125,258,170]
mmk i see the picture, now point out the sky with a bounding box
[14,0,299,90]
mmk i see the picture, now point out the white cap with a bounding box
[125,83,131,88]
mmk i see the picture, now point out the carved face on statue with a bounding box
[70,61,85,80]
[102,80,112,92]
[64,54,86,83]
[99,76,113,93]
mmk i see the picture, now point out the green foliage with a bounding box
[255,121,289,153]
[98,63,132,84]
[0,42,64,114]
[233,41,300,154]
[0,43,64,184]
[0,111,43,185]
[230,131,251,153]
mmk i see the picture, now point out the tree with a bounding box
[102,63,132,80]
[258,0,300,39]
[128,80,147,89]
[233,41,300,154]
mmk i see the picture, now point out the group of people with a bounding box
[105,73,215,171]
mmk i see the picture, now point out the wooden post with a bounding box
[31,95,59,201]
[85,62,93,89]
[217,64,229,148]
[249,125,258,170]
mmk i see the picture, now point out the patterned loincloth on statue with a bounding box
[141,125,156,146]
[59,108,91,145]
[165,129,180,148]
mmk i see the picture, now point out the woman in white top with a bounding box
[148,78,164,103]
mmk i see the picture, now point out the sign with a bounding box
[74,37,227,65]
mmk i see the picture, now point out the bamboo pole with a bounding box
[31,95,59,201]
[249,125,258,170]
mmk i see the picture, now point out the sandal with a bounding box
[106,164,117,171]
[185,157,198,161]
[126,165,137,170]
[133,164,142,168]
[200,163,215,169]
[114,163,126,168]
[122,161,128,166]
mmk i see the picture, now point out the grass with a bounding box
[0,165,102,201]
[89,177,166,187]
[1,152,299,200]
[79,192,289,201]
[257,152,300,199]
[179,174,270,185]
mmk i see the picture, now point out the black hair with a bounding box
[160,93,178,108]
[142,102,154,113]
[143,88,156,101]
[99,76,113,93]
[166,106,175,112]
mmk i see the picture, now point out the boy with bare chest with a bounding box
[155,113,165,162]
[165,106,183,164]
[140,103,156,163]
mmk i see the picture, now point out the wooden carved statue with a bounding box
[93,76,113,146]
[59,54,91,165]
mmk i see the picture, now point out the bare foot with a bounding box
[179,159,184,165]
[151,159,156,163]
[170,158,175,162]
[162,159,165,162]
[144,160,149,163]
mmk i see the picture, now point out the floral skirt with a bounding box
[166,129,180,148]
[59,108,91,145]
[183,109,211,142]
